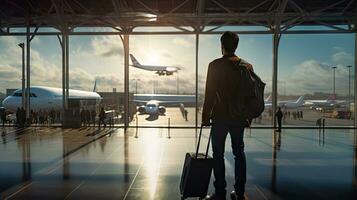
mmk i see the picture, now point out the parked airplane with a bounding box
[305,94,341,107]
[2,86,102,112]
[133,94,195,116]
[130,54,181,76]
[265,96,305,109]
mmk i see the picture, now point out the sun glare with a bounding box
[146,51,160,64]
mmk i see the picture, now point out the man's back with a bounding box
[202,56,253,122]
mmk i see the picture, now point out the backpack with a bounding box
[228,59,265,120]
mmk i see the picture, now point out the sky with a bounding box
[0,26,355,98]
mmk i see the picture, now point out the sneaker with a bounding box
[205,193,226,200]
[230,191,246,200]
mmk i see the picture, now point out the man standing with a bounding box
[202,31,254,200]
[0,108,6,127]
[275,107,283,132]
[98,107,106,129]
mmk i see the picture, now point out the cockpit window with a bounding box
[147,104,156,107]
[12,92,37,97]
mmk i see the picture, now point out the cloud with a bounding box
[91,36,123,57]
[331,51,354,65]
[173,37,193,48]
[286,59,350,95]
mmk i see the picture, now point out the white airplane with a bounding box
[130,54,181,76]
[265,96,305,109]
[134,94,195,116]
[304,94,345,107]
[2,86,102,112]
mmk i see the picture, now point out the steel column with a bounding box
[61,32,66,123]
[272,30,280,128]
[19,43,25,108]
[26,25,31,119]
[354,31,357,127]
[65,32,69,109]
[195,33,199,129]
[123,34,130,130]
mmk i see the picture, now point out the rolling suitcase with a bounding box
[180,125,213,200]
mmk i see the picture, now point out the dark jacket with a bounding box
[202,55,254,123]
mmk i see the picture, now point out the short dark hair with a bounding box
[220,31,239,54]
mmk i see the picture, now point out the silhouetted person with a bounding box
[16,107,20,127]
[85,109,91,126]
[275,107,283,132]
[0,108,6,127]
[202,31,254,200]
[98,108,106,129]
[91,110,96,126]
[20,107,26,128]
[80,109,85,127]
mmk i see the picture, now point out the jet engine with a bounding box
[138,106,146,114]
[158,106,166,114]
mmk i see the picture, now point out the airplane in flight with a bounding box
[130,54,181,76]
[265,95,305,109]
[2,86,102,112]
[133,94,195,116]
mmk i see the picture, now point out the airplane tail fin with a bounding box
[130,54,141,66]
[295,95,305,105]
[93,80,97,92]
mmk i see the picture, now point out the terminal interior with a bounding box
[1,0,357,199]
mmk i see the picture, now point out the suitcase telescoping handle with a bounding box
[195,125,212,159]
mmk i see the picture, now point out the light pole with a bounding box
[347,65,352,116]
[18,43,25,108]
[332,66,337,96]
[176,72,179,95]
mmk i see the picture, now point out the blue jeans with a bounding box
[211,121,246,197]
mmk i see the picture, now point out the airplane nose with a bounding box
[2,97,16,111]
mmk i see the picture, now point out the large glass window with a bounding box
[278,34,355,127]
[198,34,273,126]
[70,35,124,126]
[129,35,195,127]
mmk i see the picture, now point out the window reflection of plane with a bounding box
[133,94,195,121]
[129,54,181,76]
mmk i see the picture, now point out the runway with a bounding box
[0,127,356,199]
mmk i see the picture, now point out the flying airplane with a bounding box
[133,94,195,116]
[265,96,305,109]
[130,54,181,76]
[2,86,102,112]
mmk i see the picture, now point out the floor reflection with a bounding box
[1,127,357,199]
[352,129,357,190]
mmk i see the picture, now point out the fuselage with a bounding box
[2,86,102,112]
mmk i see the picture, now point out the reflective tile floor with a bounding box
[0,127,356,200]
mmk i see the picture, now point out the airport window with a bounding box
[70,35,124,127]
[278,34,355,127]
[198,34,273,127]
[129,35,196,127]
